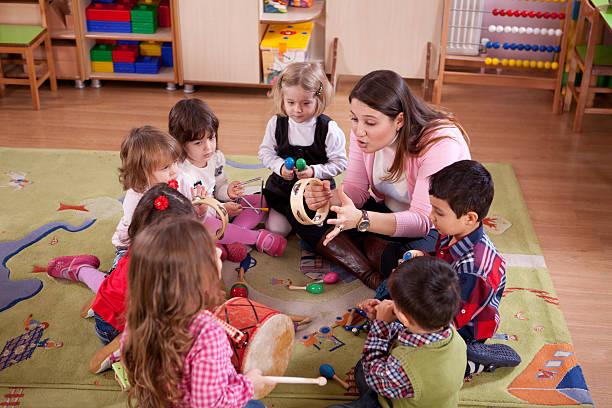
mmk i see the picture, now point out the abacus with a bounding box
[433,0,572,113]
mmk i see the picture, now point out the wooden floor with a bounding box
[1,80,611,406]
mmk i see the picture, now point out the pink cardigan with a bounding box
[342,126,471,238]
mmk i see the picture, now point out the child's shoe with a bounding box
[216,243,228,262]
[225,243,249,263]
[255,230,287,257]
[467,342,521,372]
[47,255,100,281]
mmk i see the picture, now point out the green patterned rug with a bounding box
[0,148,592,407]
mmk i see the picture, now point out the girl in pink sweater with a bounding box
[304,70,471,289]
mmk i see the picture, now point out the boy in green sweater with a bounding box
[328,257,466,408]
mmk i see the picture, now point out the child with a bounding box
[169,98,287,259]
[122,216,273,408]
[45,183,196,345]
[397,160,520,377]
[329,257,466,408]
[112,126,180,264]
[258,62,347,238]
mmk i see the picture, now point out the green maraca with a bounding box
[288,282,324,294]
[295,158,307,172]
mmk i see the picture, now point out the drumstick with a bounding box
[241,206,269,212]
[237,177,262,187]
[263,376,327,386]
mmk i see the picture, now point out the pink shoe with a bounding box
[216,244,228,262]
[255,230,287,257]
[225,243,249,263]
[47,255,100,282]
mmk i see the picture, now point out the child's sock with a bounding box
[76,266,107,293]
[465,360,485,377]
[204,217,259,245]
[233,194,267,229]
[265,208,292,237]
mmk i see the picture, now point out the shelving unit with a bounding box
[177,0,328,92]
[75,0,179,89]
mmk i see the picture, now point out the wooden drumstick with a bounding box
[263,376,327,386]
[319,364,349,390]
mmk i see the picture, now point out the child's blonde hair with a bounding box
[122,217,224,408]
[118,126,180,193]
[271,62,333,117]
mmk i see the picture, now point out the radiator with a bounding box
[447,0,485,56]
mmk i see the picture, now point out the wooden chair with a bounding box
[0,0,57,110]
[564,0,612,132]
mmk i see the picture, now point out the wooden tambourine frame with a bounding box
[192,196,229,240]
[290,178,330,226]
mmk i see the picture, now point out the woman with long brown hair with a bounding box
[122,217,272,408]
[303,70,471,289]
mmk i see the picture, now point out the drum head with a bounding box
[242,313,294,399]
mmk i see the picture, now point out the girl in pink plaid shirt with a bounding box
[121,217,272,408]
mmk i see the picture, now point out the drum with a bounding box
[214,297,294,399]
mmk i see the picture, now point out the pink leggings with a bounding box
[203,194,267,245]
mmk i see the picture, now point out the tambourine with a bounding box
[290,178,330,226]
[192,196,229,240]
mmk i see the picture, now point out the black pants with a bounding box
[327,360,382,408]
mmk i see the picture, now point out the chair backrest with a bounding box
[574,0,605,70]
[0,0,48,28]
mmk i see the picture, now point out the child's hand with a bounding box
[374,300,397,323]
[296,166,314,179]
[280,164,295,181]
[357,298,380,320]
[397,249,426,265]
[245,368,276,396]
[223,201,242,217]
[191,186,209,217]
[227,181,245,199]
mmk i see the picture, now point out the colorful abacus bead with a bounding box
[551,62,559,70]
[485,57,493,65]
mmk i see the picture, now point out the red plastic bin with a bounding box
[158,0,171,27]
[112,44,139,62]
[86,3,132,22]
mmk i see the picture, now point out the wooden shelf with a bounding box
[84,27,172,42]
[90,66,175,82]
[260,0,323,24]
[50,29,76,40]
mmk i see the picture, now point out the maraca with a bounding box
[323,272,339,284]
[288,282,324,294]
[319,364,349,389]
[295,158,307,171]
[284,157,296,170]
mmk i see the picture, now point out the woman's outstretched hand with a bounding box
[304,179,334,211]
[322,185,361,246]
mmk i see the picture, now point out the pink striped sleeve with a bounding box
[188,318,253,408]
[342,132,372,208]
[392,130,471,237]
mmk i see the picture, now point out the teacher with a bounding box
[303,70,471,289]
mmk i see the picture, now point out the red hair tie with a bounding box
[167,179,179,190]
[154,195,169,211]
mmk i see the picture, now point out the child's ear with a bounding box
[464,211,479,225]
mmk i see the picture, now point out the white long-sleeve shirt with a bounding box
[177,151,231,202]
[258,115,347,179]
[111,188,143,248]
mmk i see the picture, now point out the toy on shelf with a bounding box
[134,56,160,74]
[140,41,161,56]
[263,0,288,13]
[260,22,314,84]
[319,364,349,390]
[161,42,173,67]
[288,0,313,7]
[91,44,115,73]
[158,0,171,27]
[131,4,158,34]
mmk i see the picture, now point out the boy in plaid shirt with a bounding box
[399,160,520,377]
[328,257,467,408]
